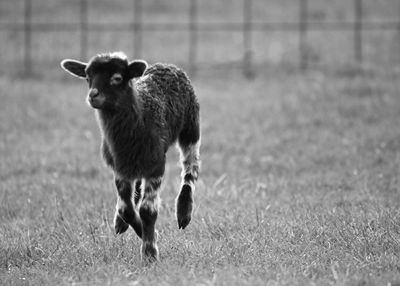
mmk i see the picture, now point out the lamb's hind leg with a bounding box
[133,179,142,207]
[114,178,142,238]
[176,140,200,229]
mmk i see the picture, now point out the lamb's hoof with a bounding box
[114,214,129,234]
[141,242,159,263]
[178,215,191,230]
[176,184,193,229]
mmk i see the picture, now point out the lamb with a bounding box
[60,52,200,261]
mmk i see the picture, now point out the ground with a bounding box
[0,65,400,285]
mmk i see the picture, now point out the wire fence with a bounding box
[1,0,400,77]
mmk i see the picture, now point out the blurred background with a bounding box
[1,0,400,77]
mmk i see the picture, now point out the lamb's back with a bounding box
[135,63,197,145]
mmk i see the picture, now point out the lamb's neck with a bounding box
[96,105,143,146]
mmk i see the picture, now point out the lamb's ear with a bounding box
[60,59,87,79]
[127,60,148,79]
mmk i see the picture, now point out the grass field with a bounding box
[1,66,400,285]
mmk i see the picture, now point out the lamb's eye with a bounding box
[110,73,123,85]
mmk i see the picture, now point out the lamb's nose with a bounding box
[89,88,99,99]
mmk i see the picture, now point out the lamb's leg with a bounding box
[176,141,200,229]
[133,179,142,207]
[114,178,142,238]
[139,177,162,261]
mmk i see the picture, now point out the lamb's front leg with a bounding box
[114,178,142,238]
[140,177,162,261]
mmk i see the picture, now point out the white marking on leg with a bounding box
[141,177,162,220]
[116,197,127,212]
[141,194,160,215]
[179,140,201,179]
[133,178,143,207]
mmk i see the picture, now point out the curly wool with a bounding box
[136,63,199,145]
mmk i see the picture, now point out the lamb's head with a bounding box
[61,52,147,110]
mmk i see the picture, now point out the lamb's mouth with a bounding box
[88,97,104,109]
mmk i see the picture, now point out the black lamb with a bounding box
[60,52,201,261]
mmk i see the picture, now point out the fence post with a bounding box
[354,0,363,65]
[80,0,88,61]
[397,2,400,64]
[299,0,308,70]
[133,0,143,59]
[188,0,198,78]
[24,0,32,75]
[243,0,254,78]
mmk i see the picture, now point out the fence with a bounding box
[1,0,400,77]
